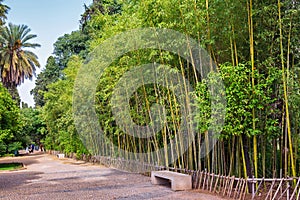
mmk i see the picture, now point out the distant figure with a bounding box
[25,146,29,154]
[40,144,45,152]
[29,144,34,153]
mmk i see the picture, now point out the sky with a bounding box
[5,0,93,107]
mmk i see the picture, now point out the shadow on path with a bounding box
[0,154,228,200]
[0,171,42,190]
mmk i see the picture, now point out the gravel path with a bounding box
[0,153,227,200]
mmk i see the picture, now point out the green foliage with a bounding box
[31,56,61,107]
[24,0,300,177]
[195,63,281,138]
[53,30,89,68]
[195,63,284,176]
[42,56,88,154]
[0,141,6,155]
[0,85,45,156]
[0,0,9,25]
[0,163,22,170]
[0,83,22,156]
[32,30,89,107]
[7,142,22,154]
[19,107,46,146]
[80,0,122,31]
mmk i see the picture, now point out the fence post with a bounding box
[251,176,255,200]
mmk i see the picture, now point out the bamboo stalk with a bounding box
[195,171,199,189]
[240,136,248,179]
[228,136,235,176]
[205,0,214,69]
[277,0,296,181]
[233,25,239,66]
[228,176,235,197]
[247,0,257,180]
[207,172,211,190]
[193,171,198,189]
[218,175,224,194]
[210,173,214,192]
[213,174,220,193]
[203,171,207,190]
[198,171,204,189]
[222,175,227,195]
[223,176,229,196]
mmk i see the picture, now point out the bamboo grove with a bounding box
[38,0,300,179]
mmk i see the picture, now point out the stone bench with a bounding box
[151,170,192,191]
[57,154,65,159]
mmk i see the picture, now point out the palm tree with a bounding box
[0,0,9,25]
[0,23,40,103]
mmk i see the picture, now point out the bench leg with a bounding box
[171,179,192,191]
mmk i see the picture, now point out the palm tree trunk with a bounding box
[4,83,20,106]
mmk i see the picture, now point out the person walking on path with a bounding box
[29,144,34,153]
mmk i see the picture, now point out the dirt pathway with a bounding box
[0,153,228,200]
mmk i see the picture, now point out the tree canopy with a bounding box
[0,0,9,25]
[0,23,40,87]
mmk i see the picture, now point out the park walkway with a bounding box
[0,153,227,200]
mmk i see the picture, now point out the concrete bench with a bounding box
[151,170,192,191]
[57,154,65,159]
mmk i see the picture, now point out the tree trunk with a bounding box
[5,83,20,106]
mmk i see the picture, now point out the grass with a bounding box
[0,163,23,171]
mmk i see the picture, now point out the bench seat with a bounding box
[57,154,65,159]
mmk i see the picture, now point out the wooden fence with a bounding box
[191,171,247,199]
[48,151,300,200]
[247,177,300,200]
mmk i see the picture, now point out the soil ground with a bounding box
[0,152,229,200]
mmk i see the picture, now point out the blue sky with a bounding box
[5,0,93,106]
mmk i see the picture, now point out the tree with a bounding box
[0,0,9,26]
[19,107,47,147]
[80,0,122,31]
[0,83,21,156]
[42,56,87,155]
[53,30,89,69]
[0,23,40,103]
[32,30,88,107]
[31,56,61,107]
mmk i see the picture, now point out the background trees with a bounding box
[0,1,45,156]
[42,56,87,155]
[0,83,22,155]
[53,30,89,69]
[30,56,60,107]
